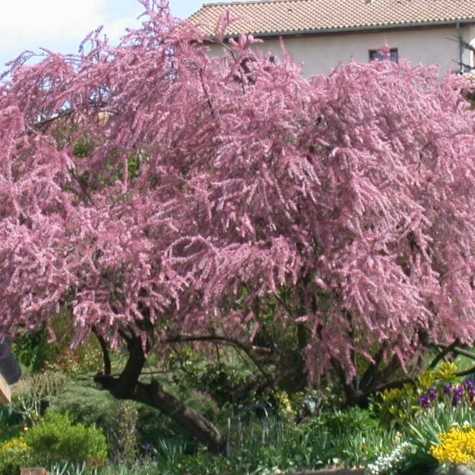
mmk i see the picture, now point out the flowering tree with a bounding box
[1,0,475,450]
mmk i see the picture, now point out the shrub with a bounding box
[48,384,118,443]
[0,437,31,475]
[319,407,381,437]
[136,404,191,453]
[12,371,67,426]
[14,329,56,373]
[25,412,108,468]
[113,401,138,465]
[226,408,398,472]
[0,405,23,443]
[49,383,188,458]
[374,361,462,426]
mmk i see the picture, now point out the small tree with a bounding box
[1,0,475,450]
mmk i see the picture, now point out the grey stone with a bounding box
[448,466,475,475]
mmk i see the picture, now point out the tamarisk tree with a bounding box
[1,0,475,450]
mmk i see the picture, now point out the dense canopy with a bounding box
[1,1,475,391]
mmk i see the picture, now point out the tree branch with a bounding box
[456,366,475,378]
[134,379,226,454]
[359,345,387,392]
[162,334,273,385]
[199,68,216,119]
[94,330,226,454]
[431,343,475,362]
[429,340,459,369]
[30,108,75,133]
[93,328,112,376]
[371,377,415,394]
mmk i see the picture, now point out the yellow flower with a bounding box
[418,371,436,391]
[0,437,30,456]
[433,362,459,383]
[431,427,475,465]
[275,391,295,418]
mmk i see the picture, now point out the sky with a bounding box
[0,0,236,70]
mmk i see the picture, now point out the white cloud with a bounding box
[0,0,107,55]
[103,16,141,44]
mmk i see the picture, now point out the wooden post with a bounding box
[0,373,10,405]
[20,469,49,475]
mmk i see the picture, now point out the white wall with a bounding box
[463,24,475,70]
[209,24,475,77]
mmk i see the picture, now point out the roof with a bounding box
[188,0,475,37]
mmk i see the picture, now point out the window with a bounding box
[369,48,399,63]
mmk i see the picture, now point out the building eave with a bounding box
[205,18,475,41]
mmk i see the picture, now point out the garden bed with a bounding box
[291,469,365,475]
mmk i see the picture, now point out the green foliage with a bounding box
[14,312,102,376]
[374,361,461,426]
[48,383,190,460]
[0,402,416,475]
[14,329,56,372]
[156,447,234,475]
[48,384,118,434]
[319,406,380,436]
[300,408,399,468]
[136,404,192,454]
[50,462,162,475]
[48,384,138,461]
[73,137,95,158]
[12,371,67,426]
[397,451,438,475]
[192,361,252,406]
[127,153,146,180]
[0,437,31,475]
[225,409,398,473]
[168,347,255,408]
[25,412,108,468]
[114,401,139,465]
[0,405,23,443]
[406,403,475,451]
[50,464,89,475]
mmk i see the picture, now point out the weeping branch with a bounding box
[359,345,387,392]
[162,334,274,385]
[431,342,475,362]
[199,68,216,119]
[428,340,459,369]
[456,366,475,378]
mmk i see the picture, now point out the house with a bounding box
[189,0,475,76]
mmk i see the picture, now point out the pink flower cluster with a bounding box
[0,0,474,381]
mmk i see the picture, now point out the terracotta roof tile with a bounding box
[189,0,475,37]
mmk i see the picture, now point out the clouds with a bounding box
[0,0,216,69]
[0,0,147,68]
[1,0,107,55]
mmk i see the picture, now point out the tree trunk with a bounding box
[136,380,225,453]
[94,331,225,454]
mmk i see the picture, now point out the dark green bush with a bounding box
[48,384,118,433]
[14,329,56,373]
[48,383,188,458]
[25,412,108,468]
